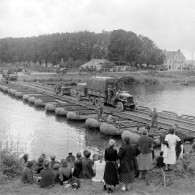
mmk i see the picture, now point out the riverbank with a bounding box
[18,70,195,85]
[1,174,195,195]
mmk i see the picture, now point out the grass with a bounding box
[1,174,195,195]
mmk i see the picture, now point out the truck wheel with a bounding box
[116,102,124,112]
[89,97,95,105]
[95,98,100,106]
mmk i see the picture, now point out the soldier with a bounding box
[151,108,158,128]
[97,101,103,119]
[107,84,113,104]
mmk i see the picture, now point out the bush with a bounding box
[0,141,23,180]
[121,76,159,85]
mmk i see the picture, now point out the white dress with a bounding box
[92,160,106,182]
[163,134,181,165]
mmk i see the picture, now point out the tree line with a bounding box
[0,30,165,68]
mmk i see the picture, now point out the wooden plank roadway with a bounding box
[8,81,195,135]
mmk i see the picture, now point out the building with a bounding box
[80,59,115,71]
[164,49,185,70]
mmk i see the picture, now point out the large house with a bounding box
[164,49,185,70]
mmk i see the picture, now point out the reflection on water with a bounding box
[125,84,195,116]
[0,92,112,161]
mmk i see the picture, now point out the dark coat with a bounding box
[73,158,82,178]
[81,158,95,179]
[21,167,34,184]
[104,147,118,162]
[40,168,54,188]
[104,147,119,185]
[118,143,139,173]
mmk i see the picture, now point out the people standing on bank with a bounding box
[174,124,184,159]
[151,108,158,128]
[118,136,139,191]
[104,139,119,193]
[137,129,156,179]
[163,128,181,171]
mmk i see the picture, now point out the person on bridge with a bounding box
[107,84,113,104]
[150,108,158,128]
[97,101,103,119]
[107,112,116,123]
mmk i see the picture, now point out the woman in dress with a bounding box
[92,152,106,182]
[137,129,156,179]
[118,136,139,191]
[163,128,181,171]
[104,139,119,193]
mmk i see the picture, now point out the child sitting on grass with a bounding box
[156,151,165,168]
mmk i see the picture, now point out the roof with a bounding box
[164,50,185,59]
[80,59,114,69]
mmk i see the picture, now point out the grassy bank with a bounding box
[1,172,195,195]
[17,70,195,86]
[1,137,195,194]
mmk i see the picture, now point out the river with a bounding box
[0,83,194,160]
[126,83,195,116]
[0,92,115,161]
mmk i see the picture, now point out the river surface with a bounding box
[126,83,195,116]
[0,83,195,160]
[0,92,114,161]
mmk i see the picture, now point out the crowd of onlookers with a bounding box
[20,124,195,193]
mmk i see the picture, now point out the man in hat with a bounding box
[66,152,76,168]
[50,155,60,169]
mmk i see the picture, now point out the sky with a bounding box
[0,0,195,59]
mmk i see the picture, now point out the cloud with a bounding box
[0,0,195,58]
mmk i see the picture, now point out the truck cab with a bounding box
[114,91,135,111]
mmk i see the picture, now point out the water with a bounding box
[0,92,115,161]
[0,83,194,160]
[125,83,195,116]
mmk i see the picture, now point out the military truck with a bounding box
[76,76,136,112]
[2,69,18,81]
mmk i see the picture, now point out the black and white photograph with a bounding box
[0,0,195,194]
